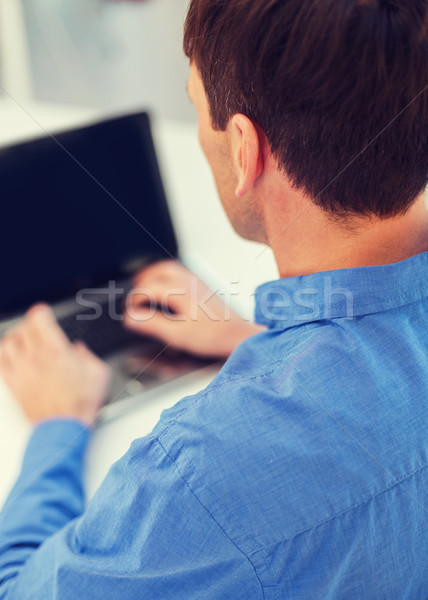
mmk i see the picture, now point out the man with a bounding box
[0,0,427,597]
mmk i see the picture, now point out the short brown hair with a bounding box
[184,0,428,218]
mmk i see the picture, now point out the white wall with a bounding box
[23,0,194,121]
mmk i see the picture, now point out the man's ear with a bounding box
[230,114,264,198]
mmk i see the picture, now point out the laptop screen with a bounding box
[0,112,178,318]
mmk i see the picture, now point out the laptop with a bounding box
[0,112,219,413]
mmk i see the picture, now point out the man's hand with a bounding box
[0,305,111,426]
[123,260,265,358]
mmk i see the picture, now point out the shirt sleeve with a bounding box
[0,419,90,595]
[0,427,263,600]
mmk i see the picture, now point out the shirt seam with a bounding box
[247,460,428,553]
[157,370,276,435]
[157,335,302,434]
[150,438,428,594]
[261,283,427,328]
[347,283,427,309]
[153,436,278,599]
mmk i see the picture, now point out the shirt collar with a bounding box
[255,251,428,330]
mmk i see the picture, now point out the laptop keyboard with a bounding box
[59,298,220,405]
[59,300,142,358]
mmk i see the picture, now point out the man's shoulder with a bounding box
[147,317,428,549]
[151,325,309,435]
[146,325,357,538]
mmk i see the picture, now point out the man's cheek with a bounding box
[198,125,211,158]
[198,133,219,170]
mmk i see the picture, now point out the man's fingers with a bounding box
[133,259,183,286]
[74,341,105,368]
[123,305,178,341]
[25,304,69,349]
[126,279,186,315]
[0,333,24,369]
[0,305,67,367]
[132,260,191,298]
[74,341,112,388]
[3,320,35,353]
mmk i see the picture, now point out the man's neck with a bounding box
[267,194,428,278]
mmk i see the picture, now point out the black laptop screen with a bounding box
[0,112,178,317]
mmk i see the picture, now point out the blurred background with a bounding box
[0,0,194,121]
[0,0,278,323]
[0,0,279,506]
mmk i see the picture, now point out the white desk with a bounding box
[0,101,278,506]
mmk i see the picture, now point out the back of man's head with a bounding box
[184,0,428,219]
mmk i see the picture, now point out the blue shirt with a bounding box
[0,252,427,599]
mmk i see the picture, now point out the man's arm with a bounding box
[0,426,263,600]
[0,304,110,596]
[0,420,89,595]
[0,267,264,598]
